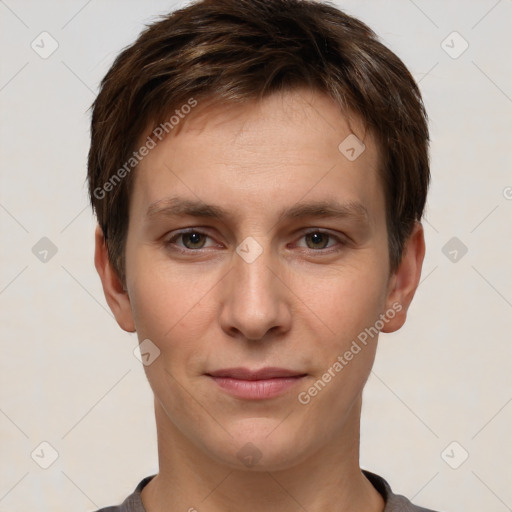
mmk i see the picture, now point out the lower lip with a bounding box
[208,376,306,400]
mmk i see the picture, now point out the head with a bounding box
[89,0,429,471]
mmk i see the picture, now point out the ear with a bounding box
[381,221,425,333]
[94,224,136,333]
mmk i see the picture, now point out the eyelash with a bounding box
[164,229,347,255]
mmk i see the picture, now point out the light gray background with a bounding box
[1,1,511,511]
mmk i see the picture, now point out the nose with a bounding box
[218,240,292,342]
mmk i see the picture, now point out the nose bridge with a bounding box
[220,236,290,340]
[236,239,275,298]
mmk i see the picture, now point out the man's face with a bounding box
[115,89,406,470]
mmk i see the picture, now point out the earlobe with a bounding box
[94,224,136,333]
[381,222,425,333]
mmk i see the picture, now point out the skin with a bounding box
[95,88,425,512]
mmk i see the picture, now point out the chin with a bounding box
[205,418,312,472]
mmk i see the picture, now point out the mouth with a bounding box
[205,367,307,400]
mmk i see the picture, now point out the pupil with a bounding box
[309,232,327,248]
[187,233,203,247]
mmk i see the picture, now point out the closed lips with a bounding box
[206,367,307,380]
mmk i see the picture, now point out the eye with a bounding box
[166,230,214,250]
[296,230,344,251]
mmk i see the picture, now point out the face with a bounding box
[96,88,424,472]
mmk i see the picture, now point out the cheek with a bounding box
[127,249,213,338]
[294,263,389,345]
[293,270,385,430]
[127,255,223,392]
[127,266,210,416]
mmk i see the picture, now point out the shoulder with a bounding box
[363,470,442,512]
[93,475,156,512]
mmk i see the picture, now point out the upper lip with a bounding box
[206,367,306,380]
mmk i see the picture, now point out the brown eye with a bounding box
[166,230,211,250]
[181,232,207,249]
[304,232,331,250]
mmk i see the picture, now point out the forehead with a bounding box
[130,89,384,227]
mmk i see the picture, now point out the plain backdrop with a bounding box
[1,1,511,511]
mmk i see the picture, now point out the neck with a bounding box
[141,396,384,512]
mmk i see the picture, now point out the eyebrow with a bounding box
[145,196,369,224]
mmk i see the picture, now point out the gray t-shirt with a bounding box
[95,471,440,511]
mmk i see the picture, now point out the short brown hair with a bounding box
[87,0,429,285]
